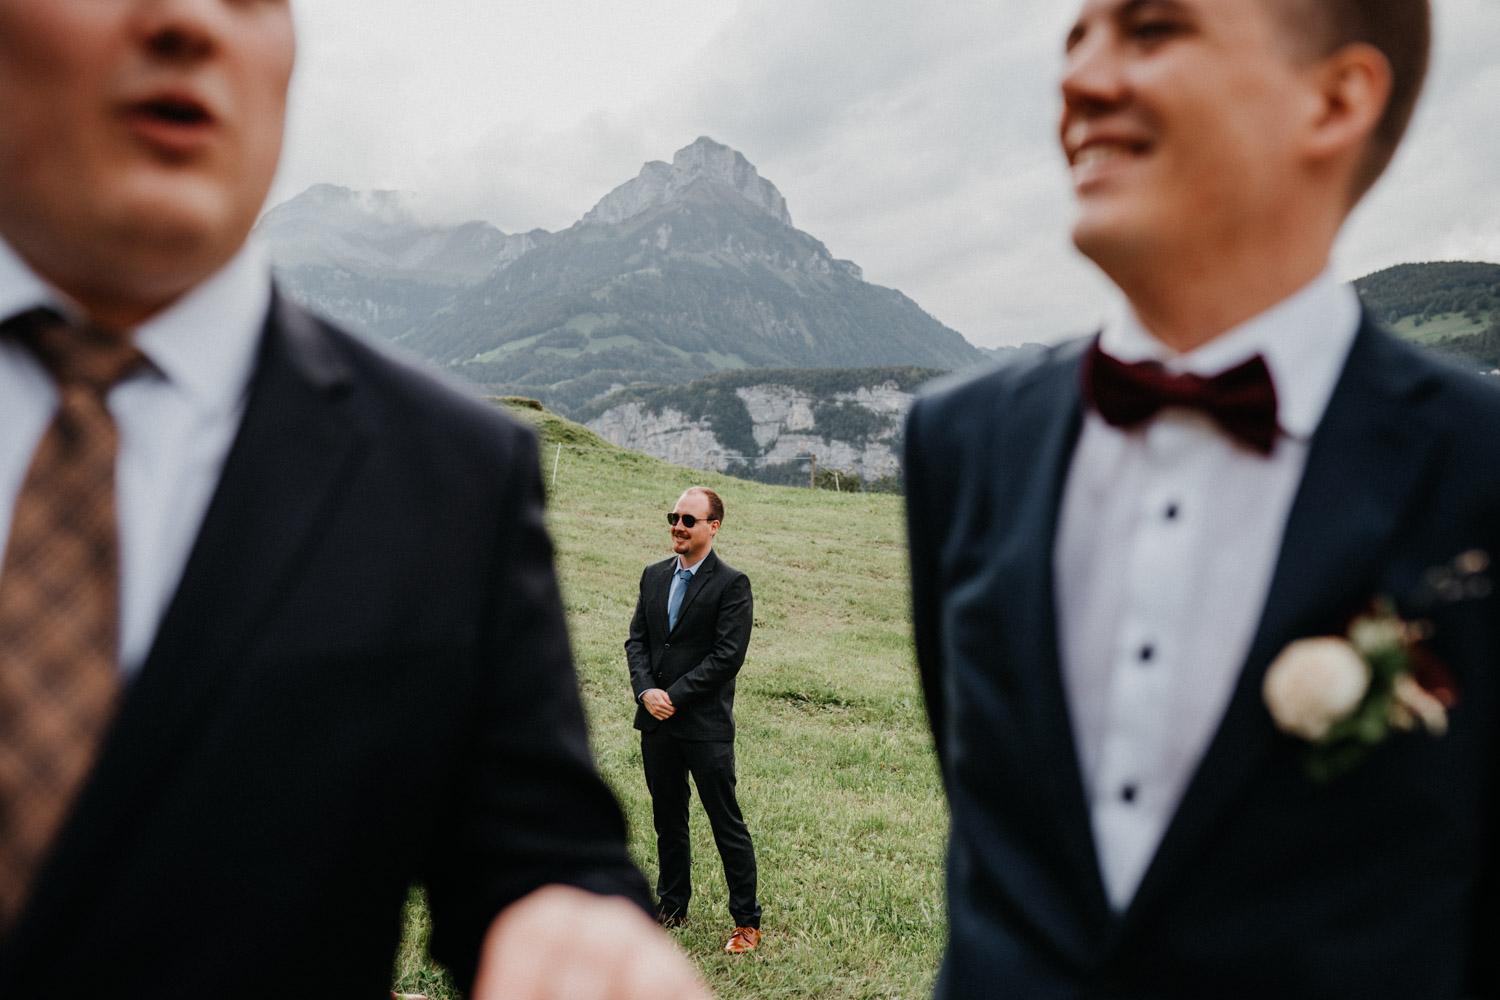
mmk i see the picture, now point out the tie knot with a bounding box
[677,569,693,582]
[3,307,148,392]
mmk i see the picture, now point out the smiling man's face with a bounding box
[669,491,719,566]
[0,0,295,328]
[1059,0,1321,280]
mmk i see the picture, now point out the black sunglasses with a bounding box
[667,512,716,528]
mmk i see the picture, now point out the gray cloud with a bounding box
[276,0,1499,348]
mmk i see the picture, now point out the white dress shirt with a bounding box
[1054,269,1361,909]
[0,237,270,675]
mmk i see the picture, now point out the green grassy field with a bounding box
[1390,311,1489,343]
[391,400,946,1000]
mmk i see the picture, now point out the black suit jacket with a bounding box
[625,550,753,741]
[905,315,1500,999]
[0,293,649,998]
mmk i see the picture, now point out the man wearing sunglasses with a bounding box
[626,487,762,953]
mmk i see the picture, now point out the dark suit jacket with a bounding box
[0,293,649,999]
[905,315,1500,999]
[625,550,753,741]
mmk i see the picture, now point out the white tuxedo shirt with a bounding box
[1055,269,1361,907]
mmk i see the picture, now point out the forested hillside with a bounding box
[1355,261,1500,371]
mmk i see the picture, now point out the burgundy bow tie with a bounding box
[1083,340,1281,455]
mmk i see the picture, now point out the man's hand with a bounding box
[472,884,709,1000]
[641,688,675,721]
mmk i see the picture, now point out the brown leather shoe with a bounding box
[724,925,761,953]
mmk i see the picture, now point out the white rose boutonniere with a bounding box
[1263,584,1467,783]
[1263,637,1372,743]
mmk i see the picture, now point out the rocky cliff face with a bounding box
[583,368,937,483]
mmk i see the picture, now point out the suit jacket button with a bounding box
[664,643,671,649]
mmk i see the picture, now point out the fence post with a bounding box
[551,443,562,489]
[809,454,817,489]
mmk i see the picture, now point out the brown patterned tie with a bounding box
[0,308,147,927]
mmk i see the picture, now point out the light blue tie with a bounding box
[667,568,693,632]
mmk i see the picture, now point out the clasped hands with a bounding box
[641,688,675,721]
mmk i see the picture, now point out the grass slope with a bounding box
[1390,312,1489,344]
[392,400,945,1000]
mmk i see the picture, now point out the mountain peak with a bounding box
[262,183,423,230]
[582,137,793,229]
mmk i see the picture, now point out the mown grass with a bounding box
[391,400,946,999]
[1391,311,1489,343]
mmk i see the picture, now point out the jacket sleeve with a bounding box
[425,426,651,989]
[905,397,949,772]
[624,568,655,699]
[664,571,753,707]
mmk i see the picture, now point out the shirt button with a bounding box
[1120,784,1138,804]
[1164,502,1180,521]
[1138,644,1155,663]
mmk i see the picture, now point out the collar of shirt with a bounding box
[0,235,270,420]
[677,550,711,575]
[0,238,61,322]
[1098,267,1362,443]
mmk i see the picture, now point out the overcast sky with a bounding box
[273,0,1500,349]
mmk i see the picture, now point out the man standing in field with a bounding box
[0,1,707,997]
[627,487,762,954]
[907,0,1500,995]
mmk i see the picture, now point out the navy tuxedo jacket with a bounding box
[0,294,649,998]
[905,316,1500,999]
[625,550,753,741]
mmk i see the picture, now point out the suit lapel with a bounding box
[992,342,1115,943]
[1121,318,1441,930]
[8,293,369,958]
[669,550,716,635]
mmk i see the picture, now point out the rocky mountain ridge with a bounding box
[581,136,794,230]
[258,137,983,412]
[256,184,552,339]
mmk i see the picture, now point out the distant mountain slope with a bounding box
[256,184,550,340]
[1355,261,1500,371]
[403,138,982,412]
[261,138,984,413]
[1355,261,1500,343]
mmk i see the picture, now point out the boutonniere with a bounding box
[1262,551,1487,782]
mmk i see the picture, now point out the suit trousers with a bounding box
[640,728,760,928]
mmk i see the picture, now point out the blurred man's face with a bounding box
[0,0,295,327]
[1059,0,1319,276]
